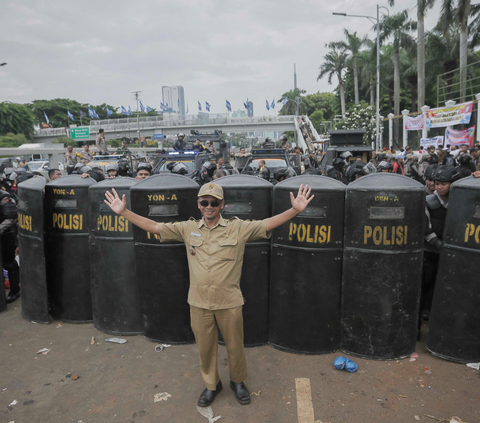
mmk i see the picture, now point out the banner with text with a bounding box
[445,126,476,148]
[420,136,444,149]
[405,114,425,130]
[426,101,473,128]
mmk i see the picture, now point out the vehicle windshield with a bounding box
[250,158,287,169]
[27,162,46,170]
[158,160,196,172]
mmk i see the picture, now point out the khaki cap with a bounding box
[198,183,224,200]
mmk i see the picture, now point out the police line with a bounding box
[16,173,480,364]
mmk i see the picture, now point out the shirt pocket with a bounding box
[189,237,204,260]
[217,238,238,261]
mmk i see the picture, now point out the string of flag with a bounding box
[41,97,285,124]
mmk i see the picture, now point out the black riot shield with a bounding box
[0,242,5,314]
[216,175,272,347]
[342,173,425,360]
[89,178,142,335]
[427,177,480,363]
[18,177,49,323]
[45,175,97,323]
[269,175,345,354]
[131,174,200,343]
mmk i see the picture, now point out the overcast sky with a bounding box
[1,0,442,116]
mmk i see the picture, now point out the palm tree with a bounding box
[278,88,307,115]
[438,0,471,102]
[318,43,348,115]
[358,39,377,107]
[380,10,416,118]
[417,0,436,110]
[338,30,365,104]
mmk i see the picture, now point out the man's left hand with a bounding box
[290,184,314,213]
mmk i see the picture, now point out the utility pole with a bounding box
[294,64,299,117]
[132,90,142,146]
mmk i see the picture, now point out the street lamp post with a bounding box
[333,5,388,151]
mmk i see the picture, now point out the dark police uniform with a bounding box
[0,190,19,302]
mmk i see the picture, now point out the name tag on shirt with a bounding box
[191,232,201,237]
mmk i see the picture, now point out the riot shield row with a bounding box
[16,173,480,363]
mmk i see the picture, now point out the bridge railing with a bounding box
[34,115,296,137]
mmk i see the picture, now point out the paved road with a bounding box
[1,302,479,423]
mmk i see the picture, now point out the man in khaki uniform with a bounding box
[104,182,314,407]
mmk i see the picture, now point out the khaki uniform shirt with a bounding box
[96,135,108,153]
[157,216,271,310]
[65,151,78,166]
[80,150,94,162]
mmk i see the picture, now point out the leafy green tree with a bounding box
[0,133,30,147]
[338,30,366,104]
[0,102,35,139]
[318,43,348,115]
[309,110,325,132]
[334,103,382,145]
[51,136,75,148]
[380,11,416,119]
[303,92,340,121]
[358,41,377,107]
[278,88,308,115]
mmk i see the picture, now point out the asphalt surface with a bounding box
[1,299,479,423]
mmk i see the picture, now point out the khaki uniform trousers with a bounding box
[190,305,247,391]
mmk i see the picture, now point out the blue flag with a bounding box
[121,106,128,116]
[106,106,112,117]
[67,110,74,121]
[128,106,132,116]
[282,98,288,105]
[146,105,153,112]
[88,107,94,118]
[93,109,99,119]
[226,100,231,112]
[243,102,248,110]
[80,110,86,119]
[140,101,145,113]
[198,101,202,111]
[266,100,270,111]
[206,102,211,112]
[271,99,275,109]
[166,103,169,110]
[44,111,49,124]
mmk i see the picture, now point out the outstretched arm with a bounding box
[104,188,159,234]
[266,184,314,232]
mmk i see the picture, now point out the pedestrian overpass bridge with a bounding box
[33,114,299,144]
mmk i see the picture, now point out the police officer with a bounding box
[193,139,207,153]
[262,137,275,149]
[166,162,188,175]
[96,129,109,155]
[420,165,461,338]
[257,160,269,180]
[377,161,393,173]
[274,167,296,183]
[423,164,438,195]
[327,158,346,180]
[199,161,216,185]
[135,163,152,180]
[105,163,120,179]
[278,135,289,149]
[173,133,187,152]
[0,188,20,303]
[103,182,314,408]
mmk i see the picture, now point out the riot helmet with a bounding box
[433,165,461,183]
[170,162,188,175]
[177,132,185,139]
[424,164,438,180]
[377,161,393,172]
[341,151,353,160]
[458,154,473,166]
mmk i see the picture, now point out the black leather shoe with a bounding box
[6,291,20,304]
[198,381,222,407]
[230,381,250,405]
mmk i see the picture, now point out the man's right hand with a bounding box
[104,188,126,215]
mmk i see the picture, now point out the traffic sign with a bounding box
[153,134,164,139]
[70,127,90,140]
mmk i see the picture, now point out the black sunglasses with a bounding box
[199,200,221,208]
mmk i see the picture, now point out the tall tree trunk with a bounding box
[394,49,401,146]
[417,14,425,111]
[339,80,346,115]
[353,63,360,104]
[370,79,375,106]
[394,49,400,116]
[459,26,469,102]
